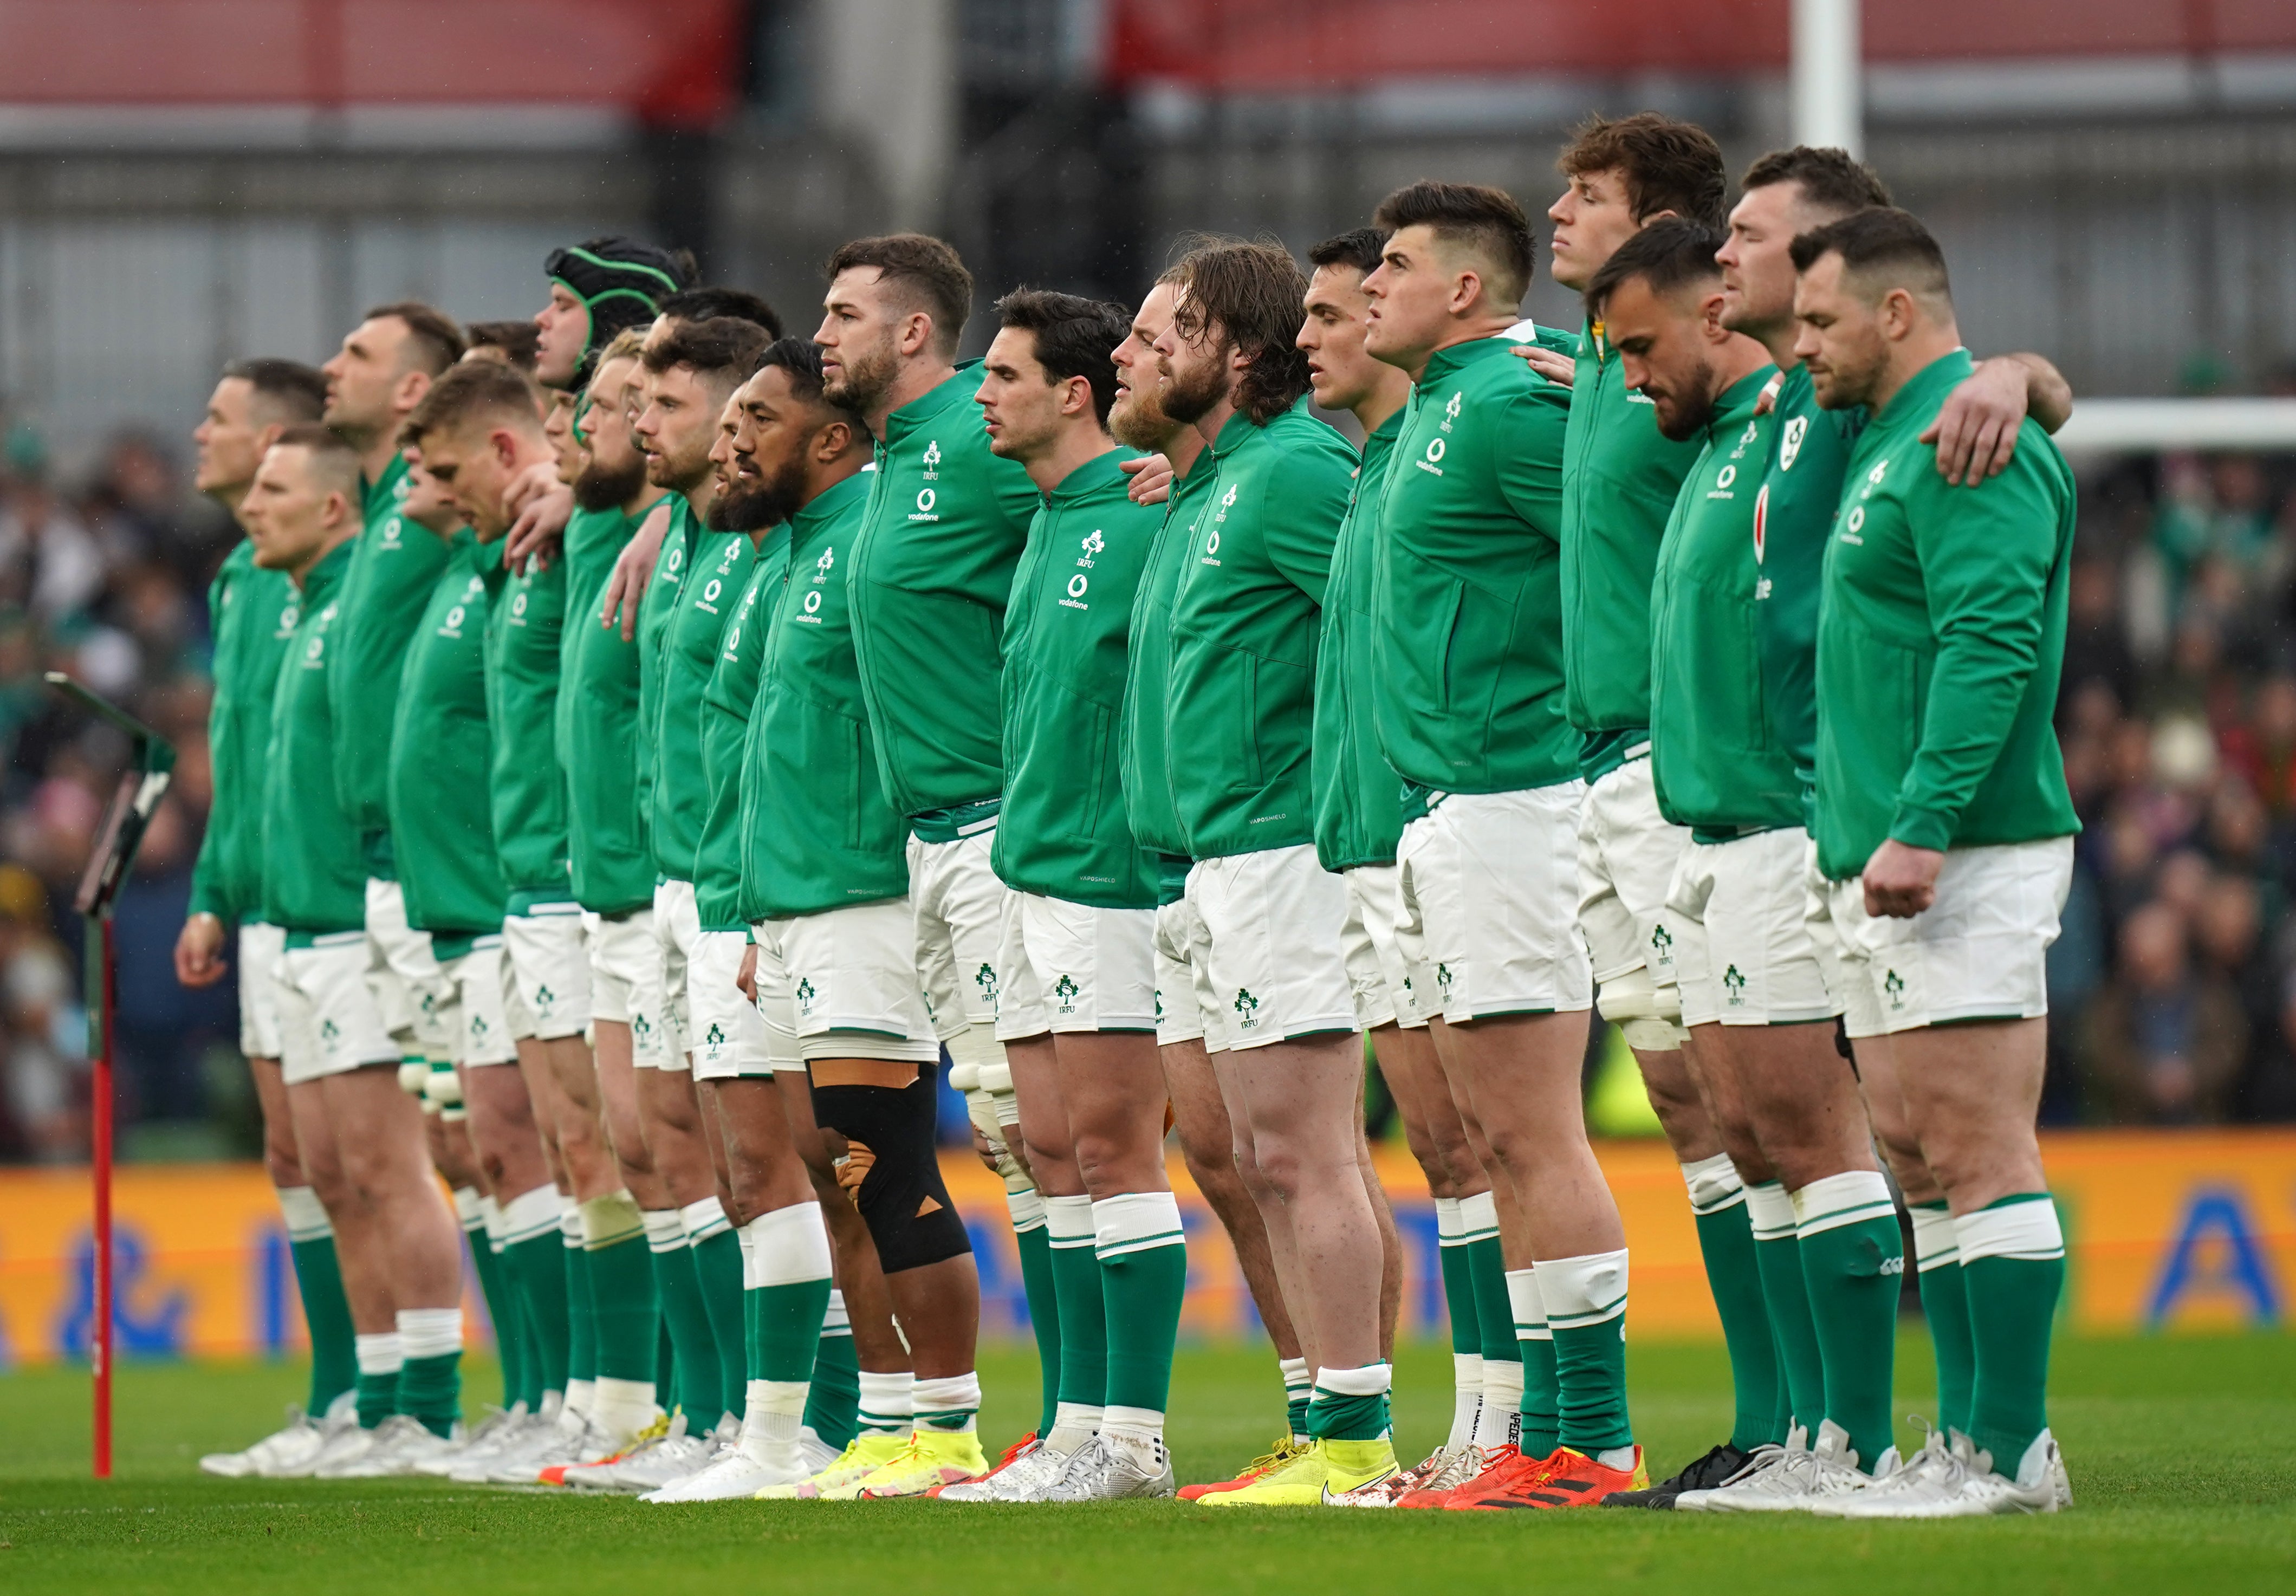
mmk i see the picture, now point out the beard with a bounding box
[823,332,899,416]
[573,450,648,511]
[709,457,806,534]
[1110,382,1174,451]
[1654,359,1718,442]
[1159,346,1231,426]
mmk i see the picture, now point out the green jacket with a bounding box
[635,496,698,860]
[388,536,505,935]
[1756,362,1866,829]
[485,542,573,903]
[994,449,1160,909]
[1118,450,1221,861]
[1165,400,1356,858]
[696,544,784,931]
[1560,319,1705,779]
[1311,411,1404,872]
[651,523,756,880]
[1373,336,1575,797]
[1648,367,1798,839]
[261,540,366,935]
[330,452,452,870]
[1814,350,2080,879]
[189,540,301,923]
[740,472,909,920]
[849,364,1042,823]
[560,501,662,914]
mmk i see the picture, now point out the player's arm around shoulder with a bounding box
[1261,436,1358,604]
[1492,376,1572,542]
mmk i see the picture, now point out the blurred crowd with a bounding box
[2,413,2294,1160]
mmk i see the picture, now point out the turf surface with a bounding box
[2,1333,2289,1595]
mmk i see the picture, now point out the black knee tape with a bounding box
[808,1069,971,1274]
[1835,1017,1859,1078]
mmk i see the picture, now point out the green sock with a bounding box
[354,1334,401,1429]
[1911,1203,1975,1435]
[1280,1357,1312,1439]
[803,1292,860,1450]
[1792,1173,1903,1469]
[1682,1158,1778,1452]
[504,1231,572,1400]
[1541,1249,1632,1455]
[458,1196,525,1411]
[563,1234,597,1387]
[1094,1192,1187,1419]
[657,1312,678,1409]
[278,1189,357,1416]
[1306,1361,1392,1443]
[583,1217,659,1386]
[1435,1199,1480,1357]
[687,1209,748,1422]
[1958,1194,2065,1470]
[1008,1185,1062,1436]
[1465,1221,1529,1446]
[750,1203,833,1388]
[1045,1196,1107,1411]
[395,1308,464,1437]
[646,1212,723,1428]
[1747,1181,1824,1441]
[1502,1267,1560,1457]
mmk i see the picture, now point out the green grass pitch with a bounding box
[2,1333,2289,1595]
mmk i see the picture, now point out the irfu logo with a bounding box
[1722,965,1747,1005]
[632,1013,654,1040]
[1883,969,1906,1010]
[1435,963,1454,1000]
[319,1018,340,1044]
[1232,988,1261,1028]
[815,546,835,581]
[1649,922,1675,971]
[1078,529,1102,567]
[535,984,555,1013]
[1053,974,1079,1013]
[921,439,942,477]
[795,977,817,1011]
[705,1023,727,1047]
[973,963,999,1005]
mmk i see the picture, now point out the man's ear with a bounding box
[898,311,935,360]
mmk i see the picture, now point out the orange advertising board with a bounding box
[0,1131,2288,1365]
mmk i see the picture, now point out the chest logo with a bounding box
[921,439,942,480]
[1417,434,1447,478]
[1062,573,1089,610]
[1753,482,1769,575]
[276,604,299,637]
[1441,390,1462,432]
[1077,529,1102,569]
[814,546,835,581]
[1707,462,1737,501]
[1779,416,1807,470]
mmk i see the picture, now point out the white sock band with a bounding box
[1456,1189,1500,1244]
[1435,1195,1464,1243]
[479,1195,507,1249]
[1744,1180,1799,1243]
[501,1183,567,1246]
[822,1288,852,1335]
[1045,1192,1096,1250]
[1005,1185,1046,1232]
[1092,1190,1185,1258]
[354,1331,403,1376]
[1537,1248,1629,1331]
[397,1306,463,1360]
[276,1185,333,1242]
[1476,1359,1523,1449]
[1793,1169,1898,1238]
[680,1195,735,1244]
[1955,1197,2065,1264]
[1315,1361,1392,1397]
[641,1209,685,1254]
[913,1373,981,1430]
[452,1185,484,1229]
[1102,1404,1165,1443]
[579,1190,645,1249]
[1911,1205,1961,1271]
[1681,1152,1746,1215]
[559,1206,583,1247]
[748,1202,833,1286]
[1504,1266,1551,1342]
[857,1370,912,1432]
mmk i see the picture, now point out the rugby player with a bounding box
[1789,209,2078,1517]
[1150,238,1396,1507]
[181,359,359,1477]
[242,426,469,1475]
[954,289,1185,1501]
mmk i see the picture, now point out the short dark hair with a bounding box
[657,287,784,340]
[1584,217,1728,321]
[267,421,362,496]
[643,316,776,389]
[1163,237,1312,426]
[465,320,542,372]
[1788,206,1953,307]
[754,336,865,431]
[1372,181,1534,304]
[1307,226,1390,277]
[401,359,544,447]
[362,301,467,376]
[1740,146,1892,219]
[222,358,327,424]
[1559,113,1728,231]
[993,289,1131,427]
[825,234,974,358]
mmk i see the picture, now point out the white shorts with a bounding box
[364,878,448,1055]
[690,930,772,1080]
[238,922,286,1060]
[275,933,401,1086]
[1342,864,1430,1031]
[587,907,678,1069]
[434,937,518,1067]
[1803,837,1879,1038]
[1824,837,2074,1036]
[503,903,591,1041]
[1577,757,1690,994]
[1152,892,1227,1052]
[996,891,1158,1037]
[1398,784,1593,1023]
[755,897,941,1065]
[1185,845,1357,1050]
[911,827,1043,1041]
[653,878,702,1063]
[1665,828,1840,1029]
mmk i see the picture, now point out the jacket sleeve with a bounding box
[1263,446,1355,606]
[1495,384,1571,546]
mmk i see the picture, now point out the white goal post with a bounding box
[2052,399,2296,455]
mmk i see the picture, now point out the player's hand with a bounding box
[1862,839,1944,919]
[1923,358,2029,486]
[503,468,572,572]
[174,913,228,988]
[1509,345,1575,387]
[602,502,672,640]
[1754,370,1786,417]
[1123,452,1175,507]
[736,943,758,1004]
[969,1124,1004,1174]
